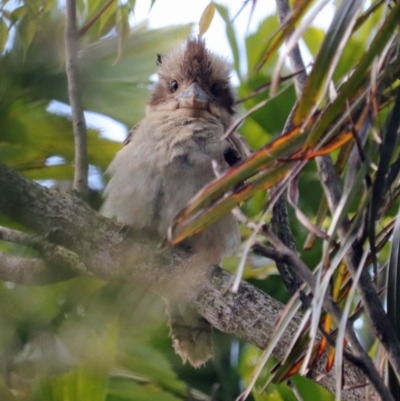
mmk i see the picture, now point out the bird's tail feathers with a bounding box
[166,301,213,368]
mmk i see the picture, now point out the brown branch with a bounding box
[189,266,367,401]
[235,67,308,104]
[0,226,42,247]
[0,226,88,282]
[0,252,75,285]
[65,0,89,199]
[0,162,371,400]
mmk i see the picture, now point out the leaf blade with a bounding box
[199,2,215,36]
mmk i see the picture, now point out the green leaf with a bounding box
[198,2,215,36]
[257,0,312,68]
[34,323,118,401]
[168,117,308,240]
[293,0,364,126]
[17,15,36,56]
[170,161,296,244]
[99,0,117,34]
[238,115,269,150]
[10,5,25,25]
[246,15,279,74]
[107,380,183,401]
[0,97,120,175]
[214,3,241,79]
[306,0,400,148]
[1,10,11,20]
[35,369,108,401]
[114,6,130,65]
[41,0,56,14]
[118,341,186,396]
[240,80,296,136]
[333,34,366,81]
[303,26,324,57]
[88,0,103,19]
[353,0,385,33]
[0,18,8,52]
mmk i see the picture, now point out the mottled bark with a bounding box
[0,163,367,400]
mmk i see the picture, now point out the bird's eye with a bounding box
[211,83,223,96]
[170,80,179,93]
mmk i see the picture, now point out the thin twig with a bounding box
[65,0,89,199]
[78,0,116,37]
[222,98,269,140]
[235,67,308,104]
[270,0,308,299]
[275,0,307,97]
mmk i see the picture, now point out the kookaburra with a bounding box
[102,37,241,367]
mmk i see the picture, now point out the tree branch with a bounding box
[0,226,87,283]
[0,252,73,285]
[65,0,89,199]
[0,163,373,400]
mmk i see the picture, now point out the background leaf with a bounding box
[199,2,215,36]
[0,18,8,52]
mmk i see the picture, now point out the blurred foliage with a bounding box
[1,0,400,400]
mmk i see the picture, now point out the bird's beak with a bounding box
[175,82,211,110]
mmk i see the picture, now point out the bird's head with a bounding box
[147,37,235,130]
